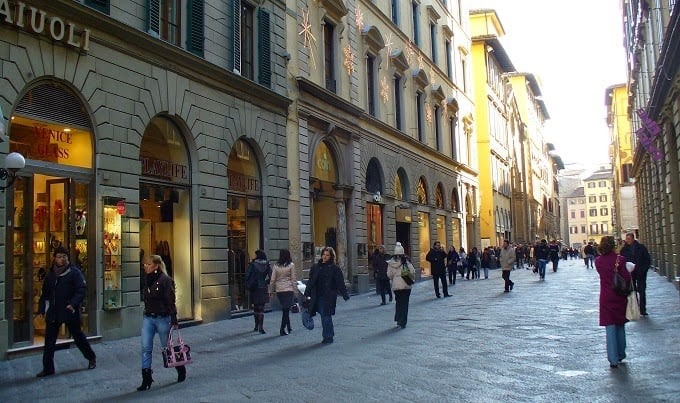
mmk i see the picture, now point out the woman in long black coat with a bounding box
[304,247,350,344]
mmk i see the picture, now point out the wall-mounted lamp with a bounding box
[0,152,26,190]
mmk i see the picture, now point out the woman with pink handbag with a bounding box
[138,254,185,391]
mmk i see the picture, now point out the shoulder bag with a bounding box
[612,258,630,297]
[162,328,193,368]
[401,264,414,285]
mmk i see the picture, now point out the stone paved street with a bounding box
[1,258,679,402]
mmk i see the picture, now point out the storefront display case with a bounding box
[103,197,124,310]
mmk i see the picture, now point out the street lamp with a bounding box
[0,112,26,190]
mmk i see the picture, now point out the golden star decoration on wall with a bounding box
[343,44,355,76]
[380,77,389,104]
[299,8,317,69]
[355,6,364,33]
[426,104,433,126]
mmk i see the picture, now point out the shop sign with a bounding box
[0,1,90,52]
[635,109,663,162]
[116,200,125,215]
[141,156,189,183]
[228,170,260,194]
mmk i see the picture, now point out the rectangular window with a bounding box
[589,209,597,217]
[587,182,596,188]
[601,223,608,233]
[461,57,467,92]
[85,0,110,13]
[434,105,441,151]
[240,2,254,80]
[450,117,457,160]
[445,40,452,79]
[590,224,599,234]
[588,196,596,203]
[570,211,575,219]
[394,75,403,130]
[416,91,424,142]
[391,0,399,25]
[581,225,586,233]
[161,0,181,46]
[622,163,632,183]
[600,208,608,216]
[580,210,585,218]
[412,2,419,46]
[599,195,607,202]
[324,21,336,92]
[367,55,376,116]
[599,181,607,187]
[430,23,437,62]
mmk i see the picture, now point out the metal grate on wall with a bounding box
[14,83,92,129]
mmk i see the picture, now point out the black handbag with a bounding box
[612,258,630,297]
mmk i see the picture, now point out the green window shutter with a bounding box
[257,8,271,88]
[187,0,205,56]
[84,0,110,14]
[225,0,235,70]
[233,0,242,73]
[146,0,160,37]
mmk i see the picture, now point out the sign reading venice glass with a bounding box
[0,1,90,52]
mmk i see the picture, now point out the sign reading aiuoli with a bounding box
[0,1,90,51]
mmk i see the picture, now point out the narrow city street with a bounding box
[1,258,679,402]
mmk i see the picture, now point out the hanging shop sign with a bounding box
[635,109,663,162]
[0,1,90,52]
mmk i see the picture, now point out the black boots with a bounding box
[137,368,154,391]
[257,313,266,334]
[253,313,259,331]
[176,365,186,382]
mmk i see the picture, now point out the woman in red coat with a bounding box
[595,236,632,368]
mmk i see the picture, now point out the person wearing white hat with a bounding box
[387,242,415,328]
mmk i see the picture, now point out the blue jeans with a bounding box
[316,298,334,340]
[538,259,548,278]
[141,315,172,369]
[605,325,626,364]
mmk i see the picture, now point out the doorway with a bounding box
[8,174,92,348]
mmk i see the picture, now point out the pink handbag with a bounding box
[162,329,193,368]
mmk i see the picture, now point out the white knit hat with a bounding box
[394,242,405,256]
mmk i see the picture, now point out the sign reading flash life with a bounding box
[0,1,90,52]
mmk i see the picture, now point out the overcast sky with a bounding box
[473,0,627,171]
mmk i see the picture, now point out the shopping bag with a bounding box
[626,291,640,321]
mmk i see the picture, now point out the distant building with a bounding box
[566,186,587,249]
[582,169,615,241]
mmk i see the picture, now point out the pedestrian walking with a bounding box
[467,247,480,280]
[535,240,550,281]
[595,236,633,368]
[36,246,97,378]
[246,250,272,334]
[549,239,560,272]
[499,240,516,292]
[387,242,415,329]
[269,249,297,336]
[619,233,652,316]
[372,245,392,305]
[583,242,595,269]
[457,247,467,278]
[137,254,183,391]
[426,241,450,298]
[446,246,459,285]
[303,247,350,344]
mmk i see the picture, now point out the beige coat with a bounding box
[499,246,516,271]
[268,262,297,293]
[387,258,415,290]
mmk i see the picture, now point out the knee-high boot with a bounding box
[258,313,266,334]
[253,312,259,331]
[176,365,186,382]
[137,368,154,391]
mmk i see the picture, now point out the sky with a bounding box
[474,0,628,171]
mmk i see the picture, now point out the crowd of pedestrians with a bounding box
[32,232,654,390]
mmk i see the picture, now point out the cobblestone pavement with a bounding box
[1,258,679,402]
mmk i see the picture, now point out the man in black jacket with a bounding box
[426,241,450,298]
[620,233,652,315]
[36,246,96,377]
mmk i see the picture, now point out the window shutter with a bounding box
[187,0,205,56]
[84,0,110,14]
[233,0,242,74]
[257,8,271,88]
[146,0,160,37]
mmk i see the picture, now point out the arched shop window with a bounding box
[139,116,193,320]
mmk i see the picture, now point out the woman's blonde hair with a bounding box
[147,254,167,274]
[321,246,336,264]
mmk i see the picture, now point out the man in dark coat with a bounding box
[372,246,392,305]
[535,239,550,281]
[426,241,450,298]
[36,246,96,377]
[620,233,652,315]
